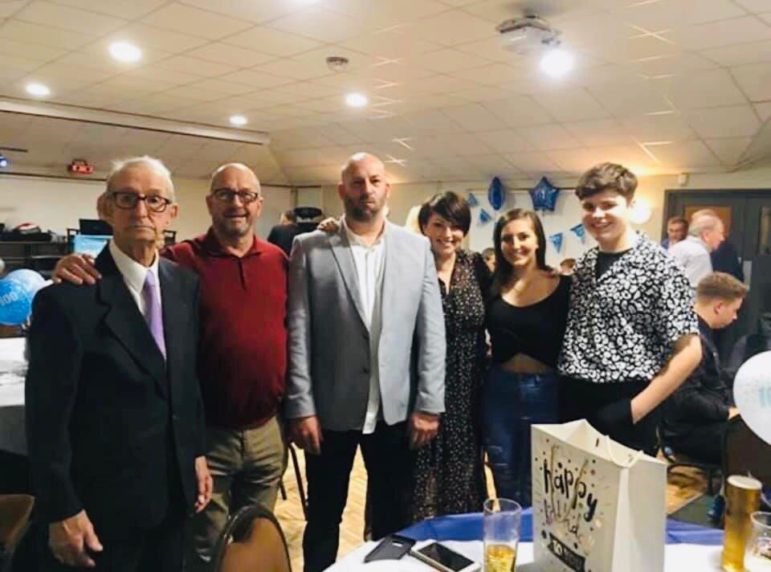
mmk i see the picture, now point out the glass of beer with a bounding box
[745,512,771,571]
[483,498,522,572]
[723,475,762,572]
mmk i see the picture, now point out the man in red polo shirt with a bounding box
[53,163,287,572]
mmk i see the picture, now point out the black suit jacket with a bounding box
[266,223,301,256]
[25,247,205,533]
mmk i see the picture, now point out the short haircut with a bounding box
[560,258,576,269]
[575,162,637,201]
[688,210,721,237]
[697,272,748,302]
[667,216,688,228]
[282,209,297,223]
[482,247,495,260]
[418,191,471,236]
[106,156,175,201]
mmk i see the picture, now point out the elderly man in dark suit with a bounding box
[25,156,211,571]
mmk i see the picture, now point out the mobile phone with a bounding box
[412,542,478,572]
[363,534,416,562]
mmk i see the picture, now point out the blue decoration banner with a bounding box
[549,232,564,253]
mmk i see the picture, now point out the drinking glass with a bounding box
[483,498,522,572]
[745,512,771,571]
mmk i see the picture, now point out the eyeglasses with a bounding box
[212,188,261,204]
[110,192,172,213]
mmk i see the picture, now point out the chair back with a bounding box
[723,417,771,486]
[211,504,291,572]
[0,495,34,572]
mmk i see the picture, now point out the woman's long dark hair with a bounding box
[491,208,550,296]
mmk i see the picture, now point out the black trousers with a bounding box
[562,378,661,457]
[39,511,186,572]
[667,422,727,465]
[302,422,412,572]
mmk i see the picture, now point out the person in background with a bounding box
[726,311,771,384]
[661,272,747,463]
[267,208,301,256]
[407,191,488,521]
[558,162,701,456]
[285,152,445,572]
[27,157,211,571]
[52,163,288,572]
[669,210,725,287]
[481,247,496,274]
[662,216,689,250]
[484,209,570,506]
[559,258,576,276]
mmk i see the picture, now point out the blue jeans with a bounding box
[482,366,560,507]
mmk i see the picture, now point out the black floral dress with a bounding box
[407,249,489,521]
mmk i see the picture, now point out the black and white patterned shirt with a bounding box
[558,233,698,384]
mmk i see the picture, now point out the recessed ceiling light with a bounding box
[539,47,574,78]
[25,82,51,97]
[109,41,142,63]
[345,92,368,108]
[229,115,248,127]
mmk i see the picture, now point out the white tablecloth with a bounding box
[328,540,724,571]
[0,337,27,455]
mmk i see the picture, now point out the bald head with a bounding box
[341,152,386,184]
[338,152,390,224]
[210,162,259,192]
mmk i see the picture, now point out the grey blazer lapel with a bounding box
[380,222,397,334]
[328,227,369,331]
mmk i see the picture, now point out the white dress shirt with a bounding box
[108,239,162,319]
[668,235,712,288]
[343,219,386,435]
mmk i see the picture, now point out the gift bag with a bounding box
[532,420,667,572]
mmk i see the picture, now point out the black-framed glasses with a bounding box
[110,192,172,213]
[212,188,261,204]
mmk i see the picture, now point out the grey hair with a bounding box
[689,209,720,237]
[104,156,175,201]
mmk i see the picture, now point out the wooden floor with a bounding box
[274,448,710,571]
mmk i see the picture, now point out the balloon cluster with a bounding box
[0,269,46,326]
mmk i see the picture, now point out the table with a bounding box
[328,510,725,571]
[0,337,27,456]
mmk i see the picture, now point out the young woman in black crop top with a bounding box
[483,208,570,506]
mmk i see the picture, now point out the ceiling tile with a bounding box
[520,124,583,151]
[686,105,761,139]
[254,59,331,81]
[731,62,771,103]
[186,43,275,68]
[702,39,771,66]
[450,62,523,85]
[631,53,718,77]
[140,4,253,41]
[411,48,492,73]
[0,1,26,18]
[477,130,534,153]
[505,151,562,174]
[224,26,322,57]
[324,0,449,29]
[704,137,752,165]
[47,0,168,19]
[152,55,239,78]
[101,23,209,54]
[733,0,771,13]
[587,81,675,116]
[14,1,127,35]
[643,140,717,169]
[621,112,695,142]
[0,37,67,62]
[483,97,554,127]
[615,0,747,29]
[342,28,443,59]
[662,69,748,110]
[755,102,771,122]
[563,119,636,147]
[0,19,96,49]
[0,52,47,73]
[413,9,494,47]
[456,37,520,63]
[178,0,299,24]
[219,69,295,89]
[673,16,771,50]
[464,0,601,25]
[268,6,363,43]
[183,78,257,96]
[535,89,609,122]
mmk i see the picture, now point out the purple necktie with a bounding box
[142,271,166,359]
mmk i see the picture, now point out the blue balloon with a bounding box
[0,278,32,325]
[487,177,505,211]
[529,177,560,212]
[7,269,45,290]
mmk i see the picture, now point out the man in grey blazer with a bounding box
[286,152,446,572]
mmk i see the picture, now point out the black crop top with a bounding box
[486,275,571,368]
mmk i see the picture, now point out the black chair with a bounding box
[278,444,307,520]
[662,444,721,496]
[723,417,771,487]
[210,504,291,572]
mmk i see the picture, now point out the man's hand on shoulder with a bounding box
[52,254,101,285]
[409,411,440,449]
[290,415,323,455]
[49,510,103,568]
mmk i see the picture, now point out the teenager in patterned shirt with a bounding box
[558,162,702,455]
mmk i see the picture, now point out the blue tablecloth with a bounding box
[400,509,723,546]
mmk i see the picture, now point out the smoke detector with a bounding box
[326,56,350,72]
[496,15,561,55]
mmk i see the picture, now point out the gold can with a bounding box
[723,475,763,572]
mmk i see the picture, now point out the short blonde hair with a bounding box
[697,272,748,302]
[575,162,637,201]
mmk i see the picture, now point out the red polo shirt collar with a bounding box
[200,226,265,257]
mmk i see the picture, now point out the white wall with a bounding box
[0,174,293,242]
